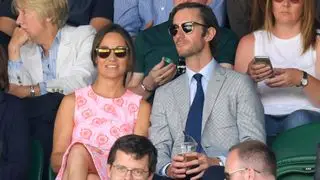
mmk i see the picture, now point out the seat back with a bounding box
[28,140,44,180]
[272,123,320,180]
[48,166,57,180]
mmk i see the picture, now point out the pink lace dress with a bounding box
[56,86,142,180]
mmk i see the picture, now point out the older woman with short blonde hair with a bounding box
[7,0,96,178]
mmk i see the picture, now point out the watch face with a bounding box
[301,79,308,86]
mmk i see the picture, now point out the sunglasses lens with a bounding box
[114,48,127,58]
[182,23,193,34]
[274,0,300,3]
[97,49,111,58]
[169,25,178,36]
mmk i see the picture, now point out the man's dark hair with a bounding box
[169,2,220,56]
[229,140,277,177]
[107,135,157,175]
[0,45,8,91]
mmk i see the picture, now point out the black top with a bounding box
[0,92,29,180]
[67,0,114,26]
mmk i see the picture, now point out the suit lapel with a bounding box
[56,30,72,77]
[173,74,190,129]
[202,65,226,133]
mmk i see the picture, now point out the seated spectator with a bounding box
[0,0,113,47]
[225,140,276,180]
[0,44,29,180]
[226,0,266,38]
[67,0,114,31]
[127,0,238,100]
[0,0,16,47]
[51,24,151,180]
[107,134,157,180]
[114,0,226,37]
[8,0,96,178]
[149,2,265,179]
[234,0,320,138]
[113,0,153,37]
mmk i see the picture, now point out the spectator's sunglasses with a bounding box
[95,46,129,59]
[224,168,261,180]
[168,21,208,37]
[273,0,300,3]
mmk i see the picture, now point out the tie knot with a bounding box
[193,73,203,83]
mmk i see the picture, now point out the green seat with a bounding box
[48,166,57,180]
[28,140,44,180]
[272,123,320,180]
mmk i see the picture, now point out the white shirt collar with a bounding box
[186,58,216,86]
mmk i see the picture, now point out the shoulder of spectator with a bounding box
[218,27,239,43]
[60,25,96,41]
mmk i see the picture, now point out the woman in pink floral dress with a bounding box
[50,24,151,180]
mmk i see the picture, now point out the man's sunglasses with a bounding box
[273,0,300,3]
[168,21,208,37]
[95,46,129,59]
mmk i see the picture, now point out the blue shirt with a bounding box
[114,0,153,36]
[8,31,61,95]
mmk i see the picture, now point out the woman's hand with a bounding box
[247,60,274,82]
[265,68,302,88]
[8,27,29,60]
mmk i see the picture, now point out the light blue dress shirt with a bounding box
[8,31,61,95]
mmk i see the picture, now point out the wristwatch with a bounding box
[299,71,309,87]
[30,86,35,97]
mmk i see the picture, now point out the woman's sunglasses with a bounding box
[273,0,300,3]
[95,46,129,59]
[168,21,208,37]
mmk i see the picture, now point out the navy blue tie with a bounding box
[185,73,204,152]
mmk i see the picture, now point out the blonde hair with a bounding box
[264,0,316,54]
[12,0,68,29]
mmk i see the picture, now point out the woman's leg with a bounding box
[63,143,98,180]
[87,174,100,180]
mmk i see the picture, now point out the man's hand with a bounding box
[184,152,221,180]
[8,27,29,60]
[167,154,187,179]
[143,58,176,90]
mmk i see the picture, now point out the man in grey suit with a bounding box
[149,2,266,179]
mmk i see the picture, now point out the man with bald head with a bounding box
[225,140,276,180]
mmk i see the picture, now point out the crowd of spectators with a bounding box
[0,0,319,179]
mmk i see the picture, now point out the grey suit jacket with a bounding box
[149,64,266,174]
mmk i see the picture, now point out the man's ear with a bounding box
[147,173,154,180]
[204,27,216,42]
